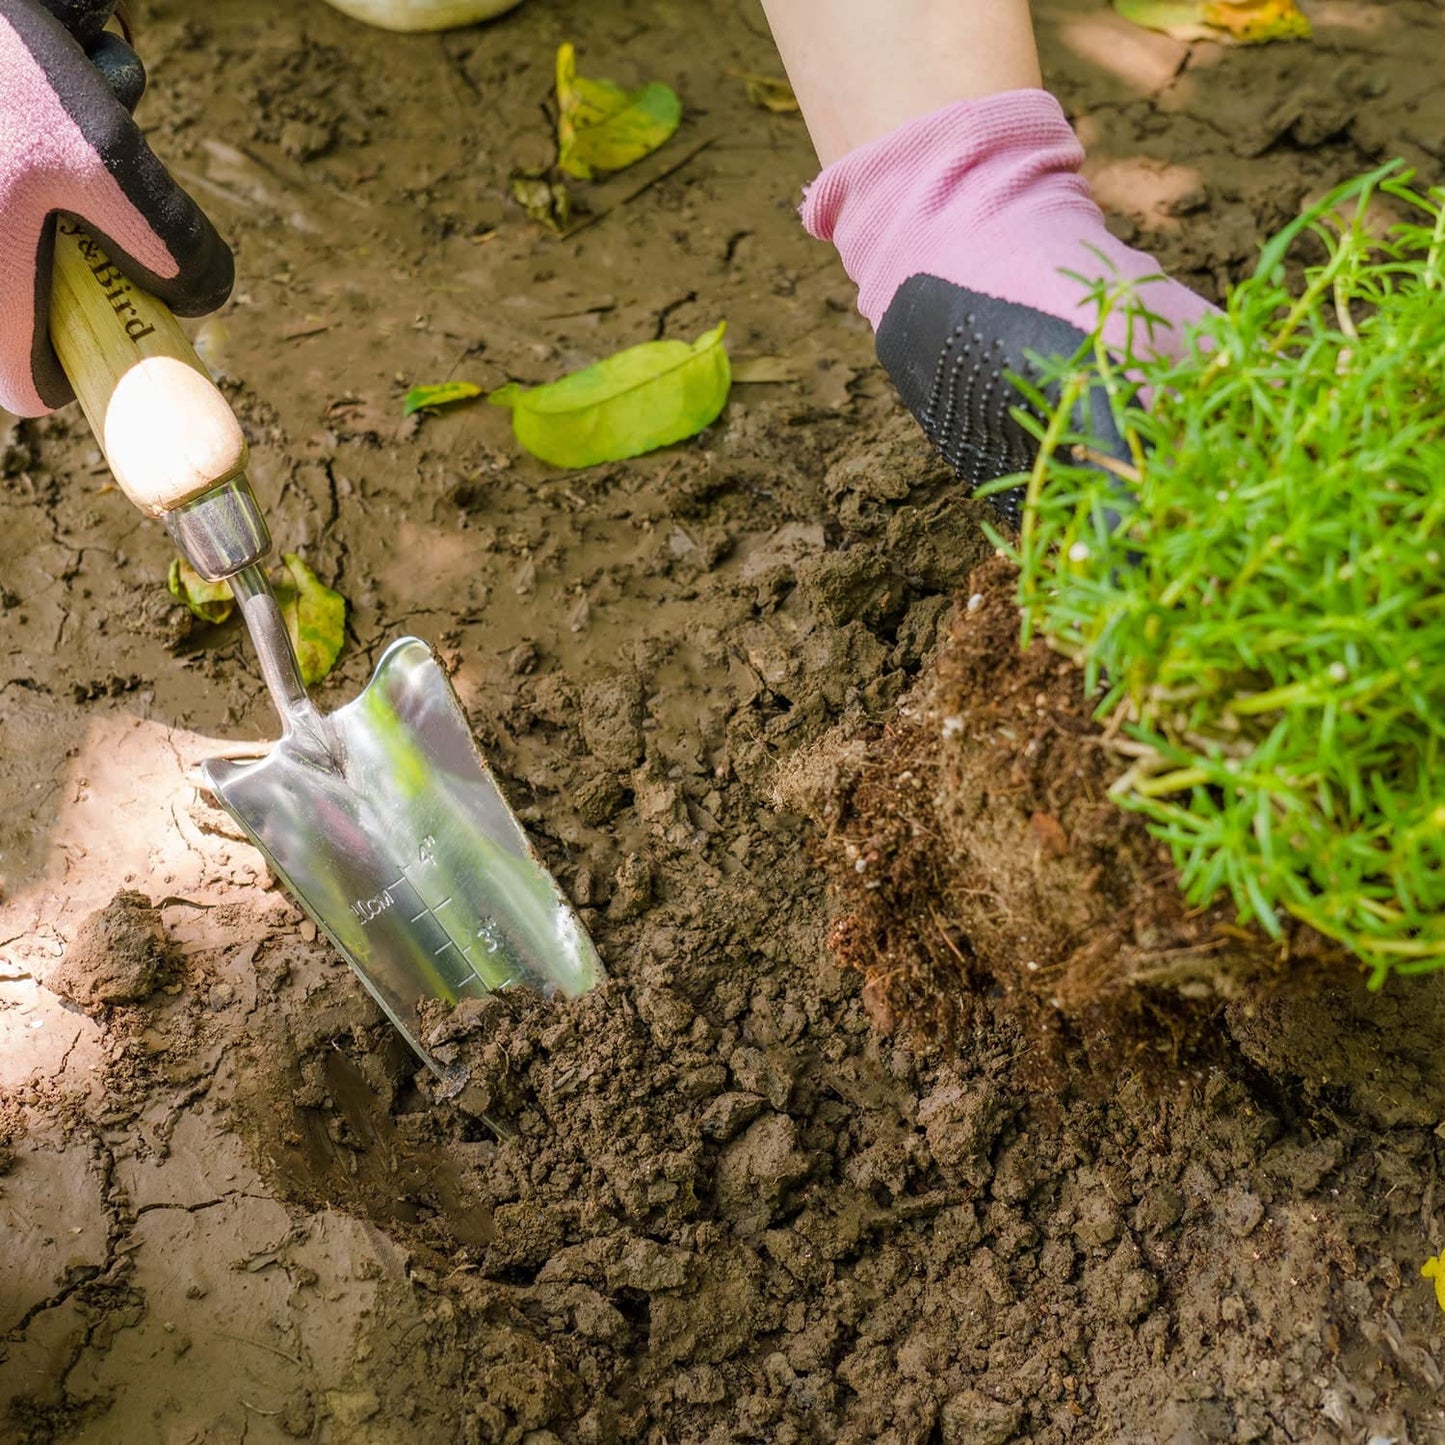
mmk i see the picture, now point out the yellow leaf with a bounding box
[737,72,799,114]
[555,42,682,180]
[1205,0,1311,41]
[167,557,234,625]
[403,381,483,417]
[1112,0,1310,43]
[273,553,347,687]
[510,173,572,233]
[1424,1255,1445,1313]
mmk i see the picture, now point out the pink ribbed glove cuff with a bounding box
[802,89,1212,360]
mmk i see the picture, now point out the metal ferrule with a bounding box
[161,476,272,581]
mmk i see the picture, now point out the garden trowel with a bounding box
[48,220,602,1077]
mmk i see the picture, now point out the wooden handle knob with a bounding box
[48,218,248,517]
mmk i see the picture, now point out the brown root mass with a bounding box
[815,556,1350,1080]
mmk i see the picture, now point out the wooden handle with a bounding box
[48,218,247,517]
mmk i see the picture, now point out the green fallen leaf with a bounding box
[555,42,682,180]
[273,553,347,687]
[167,557,234,625]
[491,322,730,469]
[403,381,483,417]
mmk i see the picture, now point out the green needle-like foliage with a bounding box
[995,165,1445,985]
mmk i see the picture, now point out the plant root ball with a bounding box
[805,557,1350,1081]
[47,890,177,1008]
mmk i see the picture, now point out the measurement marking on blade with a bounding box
[350,887,397,924]
[349,867,488,991]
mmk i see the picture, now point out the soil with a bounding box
[2,1,1444,1442]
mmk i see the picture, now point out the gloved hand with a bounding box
[803,90,1216,524]
[0,0,232,416]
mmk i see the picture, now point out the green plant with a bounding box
[991,165,1445,984]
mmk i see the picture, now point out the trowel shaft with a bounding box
[225,561,341,769]
[228,563,310,718]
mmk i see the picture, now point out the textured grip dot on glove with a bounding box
[876,275,1132,528]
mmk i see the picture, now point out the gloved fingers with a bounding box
[34,0,115,45]
[86,29,144,110]
[25,225,77,413]
[13,3,235,316]
[30,1,148,112]
[106,172,236,320]
[876,277,1133,528]
[22,157,234,413]
[0,0,233,415]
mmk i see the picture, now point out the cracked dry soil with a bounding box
[3,1,1445,1442]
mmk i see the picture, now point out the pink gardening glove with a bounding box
[0,0,232,416]
[804,90,1216,523]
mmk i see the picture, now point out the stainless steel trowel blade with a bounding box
[202,637,602,1075]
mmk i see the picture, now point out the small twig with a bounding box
[168,166,257,218]
[1069,444,1142,485]
[927,903,971,971]
[214,1331,304,1368]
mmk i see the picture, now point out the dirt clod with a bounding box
[44,890,176,1008]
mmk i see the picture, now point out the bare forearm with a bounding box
[759,0,1043,166]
